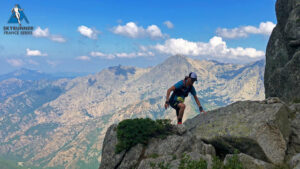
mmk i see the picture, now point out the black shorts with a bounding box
[169,95,183,116]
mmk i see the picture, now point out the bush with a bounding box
[212,152,244,169]
[293,98,300,103]
[179,153,207,169]
[224,153,243,169]
[115,118,172,153]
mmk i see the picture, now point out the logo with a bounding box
[3,4,34,35]
[8,4,29,26]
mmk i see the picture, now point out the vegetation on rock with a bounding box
[115,118,173,153]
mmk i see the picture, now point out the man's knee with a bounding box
[178,103,186,109]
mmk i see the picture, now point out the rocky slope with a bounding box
[99,98,300,169]
[264,0,300,103]
[0,56,265,169]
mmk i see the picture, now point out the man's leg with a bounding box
[177,103,186,124]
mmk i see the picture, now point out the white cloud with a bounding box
[26,48,48,56]
[146,25,163,39]
[216,21,276,39]
[33,27,66,43]
[90,51,154,59]
[33,27,49,37]
[78,25,100,39]
[50,35,66,43]
[151,36,265,59]
[111,22,165,39]
[7,59,24,67]
[163,21,174,29]
[76,56,91,61]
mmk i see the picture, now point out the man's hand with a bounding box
[165,101,169,109]
[199,106,207,114]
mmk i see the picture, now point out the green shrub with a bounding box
[179,153,207,169]
[115,118,172,153]
[212,156,224,169]
[293,98,300,103]
[150,161,171,169]
[149,153,159,159]
[224,154,243,169]
[212,152,244,169]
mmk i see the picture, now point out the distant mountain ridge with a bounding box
[0,55,265,169]
[0,68,89,82]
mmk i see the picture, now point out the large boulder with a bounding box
[99,124,126,169]
[99,126,216,169]
[185,98,291,164]
[289,153,300,169]
[264,0,300,103]
[287,104,300,158]
[224,153,275,169]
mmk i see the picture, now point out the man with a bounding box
[165,72,206,124]
[12,4,23,26]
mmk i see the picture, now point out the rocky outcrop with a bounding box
[289,153,300,169]
[224,153,275,169]
[264,0,300,103]
[99,124,216,169]
[185,98,291,164]
[99,98,300,168]
[287,104,300,159]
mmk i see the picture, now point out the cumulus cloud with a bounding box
[33,27,66,43]
[78,25,100,39]
[26,48,48,56]
[90,51,154,59]
[163,21,174,29]
[33,27,49,37]
[7,59,24,67]
[76,56,91,61]
[111,22,165,39]
[151,36,265,59]
[216,21,276,39]
[50,35,66,43]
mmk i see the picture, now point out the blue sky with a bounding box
[0,0,277,74]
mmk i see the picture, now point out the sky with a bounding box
[0,0,277,74]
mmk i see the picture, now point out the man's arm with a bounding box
[165,86,175,109]
[193,95,207,114]
[166,86,175,102]
[193,95,201,107]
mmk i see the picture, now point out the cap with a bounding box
[189,72,197,81]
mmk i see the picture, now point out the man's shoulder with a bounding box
[174,80,184,88]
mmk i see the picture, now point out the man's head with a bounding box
[187,72,197,86]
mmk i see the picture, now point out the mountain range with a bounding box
[0,55,265,169]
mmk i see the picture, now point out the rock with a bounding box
[174,124,187,135]
[289,153,300,169]
[99,124,126,169]
[144,133,215,159]
[138,153,213,169]
[138,155,174,169]
[117,144,144,169]
[185,100,291,164]
[100,124,216,169]
[288,110,300,157]
[265,0,300,103]
[224,153,275,169]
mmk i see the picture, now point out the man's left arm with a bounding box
[191,86,207,114]
[193,95,207,114]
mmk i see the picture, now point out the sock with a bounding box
[178,118,182,124]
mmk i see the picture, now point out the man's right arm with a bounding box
[166,86,175,102]
[165,86,175,109]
